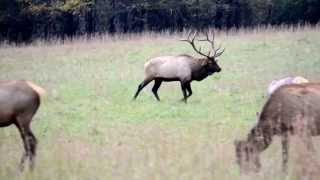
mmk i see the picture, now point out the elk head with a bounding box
[181,31,225,75]
[234,140,261,173]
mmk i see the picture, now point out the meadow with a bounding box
[0,26,320,180]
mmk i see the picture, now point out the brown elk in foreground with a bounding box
[133,31,225,103]
[0,80,45,171]
[235,83,320,173]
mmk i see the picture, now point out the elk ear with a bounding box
[201,59,209,66]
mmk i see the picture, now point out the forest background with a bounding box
[1,0,320,42]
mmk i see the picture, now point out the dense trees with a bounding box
[0,0,319,42]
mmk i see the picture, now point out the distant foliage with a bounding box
[0,0,319,42]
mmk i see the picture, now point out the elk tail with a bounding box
[293,76,309,84]
[26,81,47,99]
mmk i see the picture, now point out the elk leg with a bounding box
[133,79,153,100]
[25,126,37,170]
[152,79,162,101]
[281,132,289,173]
[15,122,30,171]
[185,83,192,98]
[180,82,188,103]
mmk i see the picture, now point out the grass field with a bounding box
[0,26,320,180]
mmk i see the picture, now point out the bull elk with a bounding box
[235,83,320,173]
[0,80,45,171]
[133,31,225,103]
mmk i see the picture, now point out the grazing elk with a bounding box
[0,80,45,171]
[235,83,320,173]
[133,31,225,103]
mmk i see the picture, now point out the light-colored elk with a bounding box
[0,80,45,171]
[235,83,320,173]
[133,31,225,103]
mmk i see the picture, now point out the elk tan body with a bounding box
[133,31,224,103]
[0,80,45,171]
[235,83,320,173]
[144,55,216,82]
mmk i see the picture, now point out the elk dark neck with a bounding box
[247,123,273,152]
[192,67,209,81]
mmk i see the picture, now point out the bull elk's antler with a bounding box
[180,31,211,59]
[181,30,225,59]
[200,31,225,58]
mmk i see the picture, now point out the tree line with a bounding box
[1,0,319,42]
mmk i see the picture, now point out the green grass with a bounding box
[0,27,320,179]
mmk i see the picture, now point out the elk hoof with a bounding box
[180,98,187,103]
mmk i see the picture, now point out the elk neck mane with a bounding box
[247,121,273,153]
